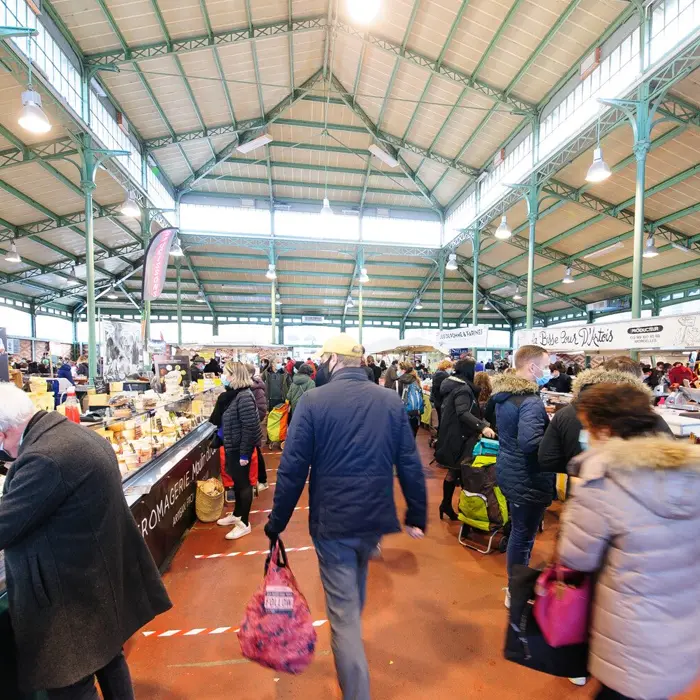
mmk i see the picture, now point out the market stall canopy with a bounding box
[366,336,448,356]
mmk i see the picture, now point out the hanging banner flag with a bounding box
[436,325,489,349]
[515,313,700,353]
[142,227,178,302]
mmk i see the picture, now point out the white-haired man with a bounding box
[0,383,171,699]
[265,334,427,700]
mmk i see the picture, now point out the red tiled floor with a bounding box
[125,434,700,700]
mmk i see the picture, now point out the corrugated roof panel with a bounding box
[158,0,207,39]
[0,163,85,216]
[215,43,265,121]
[249,0,287,23]
[379,62,433,137]
[194,179,271,197]
[403,75,464,149]
[355,45,402,126]
[179,139,219,172]
[196,0,247,32]
[431,170,469,206]
[177,50,235,126]
[291,30,326,87]
[274,184,358,203]
[330,33,364,93]
[256,36,293,114]
[104,0,164,47]
[461,110,524,167]
[152,144,195,187]
[408,0,464,66]
[410,161,445,191]
[49,0,118,52]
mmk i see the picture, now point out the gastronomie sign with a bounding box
[142,227,178,302]
[515,313,700,353]
[437,325,489,349]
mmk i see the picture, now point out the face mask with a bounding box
[579,430,589,451]
[533,365,551,387]
[222,377,231,388]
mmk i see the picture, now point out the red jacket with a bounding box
[285,360,295,375]
[668,364,695,386]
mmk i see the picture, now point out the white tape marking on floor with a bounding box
[142,619,327,638]
[248,506,309,515]
[195,546,315,559]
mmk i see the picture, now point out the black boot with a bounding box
[439,478,459,521]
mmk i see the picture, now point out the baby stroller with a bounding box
[457,438,510,555]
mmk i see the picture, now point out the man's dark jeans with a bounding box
[506,502,546,579]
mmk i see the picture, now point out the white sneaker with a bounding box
[369,544,382,560]
[225,522,252,540]
[257,482,269,492]
[217,513,241,527]
[568,678,587,687]
[503,587,511,610]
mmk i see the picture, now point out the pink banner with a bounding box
[142,227,177,302]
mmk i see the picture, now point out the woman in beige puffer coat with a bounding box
[558,382,700,700]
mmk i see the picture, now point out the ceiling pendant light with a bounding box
[446,252,458,271]
[106,288,118,300]
[120,193,140,218]
[170,235,185,257]
[483,301,490,310]
[18,89,51,134]
[585,117,611,183]
[512,286,522,301]
[67,266,80,283]
[494,215,512,240]
[348,0,381,24]
[196,289,206,303]
[346,295,354,308]
[5,240,21,264]
[265,263,277,280]
[359,267,369,284]
[414,297,423,310]
[320,197,334,221]
[643,236,659,258]
[562,266,575,284]
[275,291,281,306]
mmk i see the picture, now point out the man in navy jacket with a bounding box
[266,333,427,700]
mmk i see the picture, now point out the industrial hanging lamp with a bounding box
[120,193,140,218]
[196,289,206,303]
[494,215,512,240]
[562,266,575,284]
[414,297,423,310]
[106,287,118,300]
[585,117,611,183]
[67,266,80,283]
[348,0,380,24]
[320,131,335,222]
[265,263,277,280]
[170,235,185,257]
[446,253,458,271]
[359,267,369,284]
[18,35,51,134]
[346,295,354,308]
[643,236,659,258]
[275,291,281,306]
[512,286,522,301]
[5,240,21,264]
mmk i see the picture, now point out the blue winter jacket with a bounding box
[267,367,427,539]
[491,373,554,506]
[57,363,74,385]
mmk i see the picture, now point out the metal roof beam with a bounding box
[402,264,439,320]
[177,69,324,193]
[335,21,535,115]
[84,16,326,66]
[332,74,445,217]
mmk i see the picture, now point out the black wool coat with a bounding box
[0,412,172,692]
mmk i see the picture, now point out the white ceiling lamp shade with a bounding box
[494,215,512,240]
[347,0,380,24]
[583,241,624,259]
[170,235,185,257]
[106,288,118,300]
[414,297,423,310]
[512,286,522,301]
[236,133,273,154]
[562,266,575,284]
[585,147,612,183]
[643,236,659,258]
[196,289,206,303]
[265,263,277,280]
[445,253,458,271]
[320,197,334,221]
[275,291,281,306]
[368,143,399,168]
[483,301,490,310]
[359,267,369,284]
[120,192,140,218]
[67,266,80,283]
[346,295,354,308]
[18,89,51,134]
[5,240,21,264]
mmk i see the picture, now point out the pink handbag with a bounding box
[238,540,317,673]
[533,564,592,648]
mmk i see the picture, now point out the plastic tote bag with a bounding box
[238,540,317,674]
[267,402,290,444]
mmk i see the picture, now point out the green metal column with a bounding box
[438,251,445,330]
[358,249,364,345]
[176,261,183,345]
[399,321,405,340]
[278,316,284,345]
[270,216,276,344]
[141,212,151,359]
[631,138,650,319]
[81,173,98,382]
[472,229,480,327]
[526,211,537,329]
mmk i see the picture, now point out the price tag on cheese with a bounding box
[264,585,294,614]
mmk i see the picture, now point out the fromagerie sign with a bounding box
[437,325,489,349]
[515,313,700,353]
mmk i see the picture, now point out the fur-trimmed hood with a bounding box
[572,367,652,399]
[575,435,700,520]
[491,373,539,399]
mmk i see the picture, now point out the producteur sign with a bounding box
[436,325,489,349]
[515,313,700,353]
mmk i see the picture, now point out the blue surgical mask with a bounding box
[222,377,231,388]
[579,430,589,451]
[534,366,551,387]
